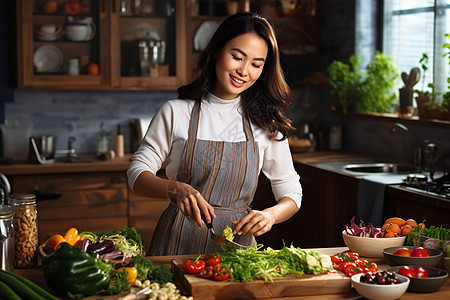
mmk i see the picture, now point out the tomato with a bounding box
[206,255,221,266]
[354,258,368,266]
[398,266,417,278]
[367,262,378,273]
[413,267,429,278]
[63,0,82,15]
[331,255,343,265]
[338,261,356,272]
[411,247,429,257]
[345,266,363,277]
[394,247,412,257]
[199,266,214,279]
[347,252,360,260]
[213,267,230,281]
[182,257,206,274]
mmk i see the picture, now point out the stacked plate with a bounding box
[33,45,64,73]
[34,25,64,41]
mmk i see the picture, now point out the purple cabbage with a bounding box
[345,216,382,238]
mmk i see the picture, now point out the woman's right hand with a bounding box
[168,181,216,227]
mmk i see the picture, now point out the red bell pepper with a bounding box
[199,266,214,279]
[182,256,206,274]
[213,266,230,281]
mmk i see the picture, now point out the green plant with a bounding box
[416,53,435,96]
[328,51,398,113]
[328,53,362,113]
[442,33,450,102]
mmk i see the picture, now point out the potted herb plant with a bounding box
[415,53,435,119]
[328,51,398,114]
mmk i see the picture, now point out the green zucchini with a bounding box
[0,269,59,300]
[0,280,21,300]
[0,270,52,300]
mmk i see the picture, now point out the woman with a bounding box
[127,12,302,255]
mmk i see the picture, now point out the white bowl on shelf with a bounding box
[342,230,406,258]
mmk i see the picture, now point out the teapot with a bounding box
[65,16,96,41]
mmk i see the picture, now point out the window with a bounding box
[383,0,450,102]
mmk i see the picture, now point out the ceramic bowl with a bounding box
[387,266,448,292]
[342,231,406,258]
[351,273,410,300]
[383,246,443,267]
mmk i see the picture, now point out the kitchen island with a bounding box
[13,247,450,299]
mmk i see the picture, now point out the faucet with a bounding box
[391,122,436,170]
[55,136,77,159]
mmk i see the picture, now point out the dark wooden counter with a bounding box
[13,248,450,300]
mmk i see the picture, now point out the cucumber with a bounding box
[0,280,21,300]
[0,270,60,300]
[0,270,54,300]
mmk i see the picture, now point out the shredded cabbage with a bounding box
[100,234,141,260]
[222,226,234,241]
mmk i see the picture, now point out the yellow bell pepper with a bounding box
[45,234,66,252]
[63,227,81,246]
[116,267,138,285]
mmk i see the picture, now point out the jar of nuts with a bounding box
[11,193,38,268]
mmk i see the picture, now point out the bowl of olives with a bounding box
[351,271,410,300]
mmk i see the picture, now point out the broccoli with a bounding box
[104,269,130,295]
[133,254,154,280]
[150,264,173,285]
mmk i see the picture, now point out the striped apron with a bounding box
[149,102,260,255]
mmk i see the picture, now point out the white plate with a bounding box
[33,45,64,73]
[193,20,221,51]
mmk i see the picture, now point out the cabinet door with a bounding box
[16,0,108,89]
[109,0,187,89]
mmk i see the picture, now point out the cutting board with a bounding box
[172,259,352,300]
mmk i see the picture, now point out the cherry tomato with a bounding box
[331,255,343,265]
[411,247,429,257]
[199,266,214,279]
[213,267,230,281]
[367,262,378,273]
[182,257,206,274]
[345,266,363,277]
[413,266,429,278]
[354,258,368,267]
[347,252,360,260]
[338,261,357,272]
[398,266,417,278]
[206,255,221,266]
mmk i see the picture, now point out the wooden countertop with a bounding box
[13,247,450,300]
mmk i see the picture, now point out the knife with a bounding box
[201,214,250,250]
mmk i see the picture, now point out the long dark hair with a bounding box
[178,12,294,140]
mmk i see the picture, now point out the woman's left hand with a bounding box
[231,210,275,237]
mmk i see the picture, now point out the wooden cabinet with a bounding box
[16,0,187,90]
[11,171,129,244]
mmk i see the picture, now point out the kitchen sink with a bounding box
[343,163,418,174]
[313,161,419,176]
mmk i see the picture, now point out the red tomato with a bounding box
[413,266,429,278]
[411,247,429,257]
[345,266,363,277]
[331,255,343,265]
[338,261,357,272]
[182,258,206,274]
[206,255,221,266]
[398,266,417,278]
[199,266,214,279]
[394,247,412,257]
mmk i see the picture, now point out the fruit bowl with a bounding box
[387,266,448,292]
[351,272,410,300]
[383,246,443,267]
[342,231,406,258]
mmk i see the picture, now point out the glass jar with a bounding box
[11,193,38,268]
[0,205,14,271]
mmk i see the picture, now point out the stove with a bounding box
[402,173,450,199]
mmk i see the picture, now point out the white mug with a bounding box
[65,22,96,41]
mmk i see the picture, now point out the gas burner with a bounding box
[403,173,428,186]
[402,172,450,199]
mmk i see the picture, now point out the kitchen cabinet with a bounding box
[11,171,129,244]
[16,0,187,90]
[185,1,321,85]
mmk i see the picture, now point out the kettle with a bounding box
[0,172,13,271]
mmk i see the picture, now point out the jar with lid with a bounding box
[11,193,38,268]
[0,204,14,271]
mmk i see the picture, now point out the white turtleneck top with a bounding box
[127,93,302,208]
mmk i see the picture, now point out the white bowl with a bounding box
[342,230,406,258]
[351,273,410,300]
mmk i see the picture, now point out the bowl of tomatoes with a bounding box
[387,265,449,292]
[383,246,443,267]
